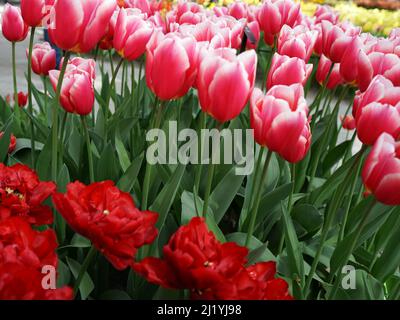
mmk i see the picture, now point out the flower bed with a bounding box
[0,0,400,301]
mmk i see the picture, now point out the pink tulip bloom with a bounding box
[277,25,317,62]
[99,8,119,50]
[65,57,96,82]
[197,48,257,122]
[49,63,95,116]
[340,115,356,131]
[340,36,373,92]
[319,21,355,63]
[48,0,116,53]
[353,75,400,119]
[228,1,248,20]
[257,0,301,46]
[314,5,339,24]
[250,84,311,163]
[1,4,29,42]
[146,31,199,101]
[114,8,154,61]
[362,133,400,205]
[246,21,260,50]
[27,42,56,76]
[267,53,313,89]
[368,52,400,87]
[315,55,344,90]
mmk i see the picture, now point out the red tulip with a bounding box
[277,25,317,62]
[146,31,199,100]
[1,4,29,42]
[315,55,344,90]
[314,5,339,24]
[250,84,311,163]
[0,132,16,154]
[362,133,400,205]
[340,115,356,131]
[113,8,154,61]
[49,62,95,116]
[267,53,313,89]
[27,42,56,76]
[257,0,301,46]
[192,261,293,300]
[197,48,257,122]
[0,163,56,226]
[340,36,373,92]
[17,92,28,108]
[0,217,58,270]
[20,0,47,27]
[48,0,116,53]
[52,181,158,270]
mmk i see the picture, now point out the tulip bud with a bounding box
[49,64,95,116]
[48,0,116,53]
[277,25,318,62]
[362,133,400,205]
[146,31,199,101]
[27,42,56,76]
[340,115,356,131]
[197,48,257,122]
[267,53,313,89]
[17,92,28,108]
[114,8,154,61]
[1,4,29,42]
[0,132,17,154]
[250,84,311,163]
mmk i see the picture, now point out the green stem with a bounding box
[42,76,48,116]
[81,116,95,183]
[307,86,348,192]
[194,112,206,216]
[108,50,115,75]
[52,51,70,181]
[247,147,265,216]
[73,246,96,299]
[303,146,367,298]
[27,27,36,168]
[11,42,22,131]
[328,199,376,299]
[130,62,135,160]
[202,122,223,218]
[245,149,273,247]
[287,163,296,214]
[264,36,278,91]
[104,57,124,142]
[141,99,163,210]
[58,111,68,165]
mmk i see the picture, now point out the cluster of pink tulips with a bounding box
[1,0,400,301]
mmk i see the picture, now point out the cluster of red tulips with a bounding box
[0,0,400,300]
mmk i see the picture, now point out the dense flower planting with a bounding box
[0,0,400,301]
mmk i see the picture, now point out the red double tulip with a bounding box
[362,133,400,205]
[277,25,318,62]
[146,31,199,101]
[48,0,116,53]
[49,60,95,116]
[353,76,400,145]
[113,8,154,61]
[257,0,301,46]
[250,84,311,163]
[27,42,56,76]
[0,217,58,270]
[0,164,56,225]
[134,217,292,300]
[1,4,29,42]
[0,263,72,300]
[197,48,257,122]
[0,132,16,154]
[52,181,158,270]
[315,54,344,90]
[267,53,313,89]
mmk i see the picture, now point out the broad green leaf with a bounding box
[116,152,144,193]
[66,257,94,300]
